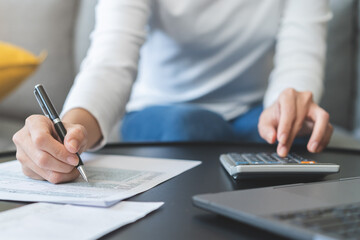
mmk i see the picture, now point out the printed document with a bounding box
[0,153,201,206]
[0,201,163,240]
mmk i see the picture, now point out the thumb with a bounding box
[63,124,87,154]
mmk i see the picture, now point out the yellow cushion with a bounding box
[0,42,45,100]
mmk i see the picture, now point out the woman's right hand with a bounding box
[12,115,88,184]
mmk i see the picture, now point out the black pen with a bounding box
[34,84,88,182]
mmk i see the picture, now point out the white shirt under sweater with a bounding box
[62,0,331,148]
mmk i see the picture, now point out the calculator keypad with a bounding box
[228,153,313,165]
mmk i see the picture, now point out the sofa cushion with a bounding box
[0,0,79,119]
[0,42,45,101]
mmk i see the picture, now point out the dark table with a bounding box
[1,142,359,239]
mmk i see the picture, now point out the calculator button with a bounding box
[280,155,299,164]
[280,156,292,163]
[301,161,316,164]
[228,153,249,165]
[270,153,286,163]
[242,154,266,164]
[289,153,306,161]
[285,158,299,164]
[257,153,281,164]
[271,153,302,164]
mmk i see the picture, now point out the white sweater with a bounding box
[62,0,331,146]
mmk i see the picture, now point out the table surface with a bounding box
[1,142,360,240]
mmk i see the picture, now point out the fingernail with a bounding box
[278,146,287,157]
[69,139,79,152]
[310,141,318,152]
[67,155,78,165]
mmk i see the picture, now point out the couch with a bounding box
[0,0,359,152]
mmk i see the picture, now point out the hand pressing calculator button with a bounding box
[220,152,340,179]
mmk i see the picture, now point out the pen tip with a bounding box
[77,166,89,182]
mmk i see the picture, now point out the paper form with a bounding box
[0,201,163,240]
[0,153,201,206]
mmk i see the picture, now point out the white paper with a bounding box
[0,201,164,240]
[0,153,201,206]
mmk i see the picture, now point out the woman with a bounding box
[13,0,333,183]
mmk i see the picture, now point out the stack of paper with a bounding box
[0,153,201,239]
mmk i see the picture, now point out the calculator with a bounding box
[220,152,340,179]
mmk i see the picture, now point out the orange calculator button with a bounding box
[301,161,316,164]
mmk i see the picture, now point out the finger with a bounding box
[47,168,80,184]
[276,93,296,157]
[258,108,277,144]
[25,115,56,139]
[21,129,76,173]
[276,143,288,157]
[16,147,52,180]
[277,90,296,145]
[315,123,333,152]
[277,117,305,157]
[17,148,79,184]
[306,105,330,153]
[16,148,45,181]
[26,116,79,166]
[279,116,307,157]
[22,165,45,181]
[277,91,313,156]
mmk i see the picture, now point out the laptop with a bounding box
[193,177,360,240]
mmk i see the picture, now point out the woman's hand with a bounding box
[12,115,88,184]
[258,88,333,157]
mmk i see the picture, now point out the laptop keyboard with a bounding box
[272,202,360,239]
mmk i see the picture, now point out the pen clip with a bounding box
[34,88,50,119]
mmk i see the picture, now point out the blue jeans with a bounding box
[121,104,266,143]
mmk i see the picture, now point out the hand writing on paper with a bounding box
[12,115,88,183]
